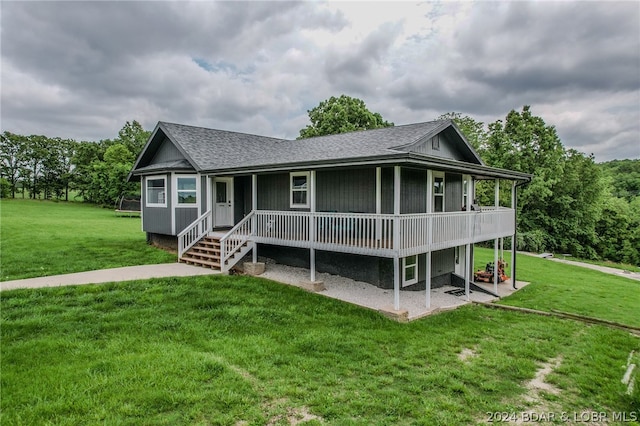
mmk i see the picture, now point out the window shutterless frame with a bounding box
[290,171,310,208]
[403,255,418,286]
[146,175,167,207]
[175,175,198,207]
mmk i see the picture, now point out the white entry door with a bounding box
[213,177,234,228]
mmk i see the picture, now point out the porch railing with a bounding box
[219,212,255,272]
[253,211,396,257]
[177,210,212,258]
[398,208,514,257]
[250,208,514,258]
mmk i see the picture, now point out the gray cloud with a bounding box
[1,1,638,161]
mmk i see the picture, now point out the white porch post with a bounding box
[494,179,500,293]
[426,170,433,309]
[393,165,401,311]
[310,170,317,282]
[465,243,471,301]
[376,167,382,240]
[426,251,432,308]
[470,178,476,278]
[252,173,258,263]
[511,181,517,287]
[426,169,433,213]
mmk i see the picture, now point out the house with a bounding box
[128,120,531,311]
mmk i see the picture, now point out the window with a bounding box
[463,177,468,210]
[433,172,444,212]
[432,135,440,150]
[403,255,418,286]
[146,176,166,207]
[290,172,310,208]
[177,176,197,206]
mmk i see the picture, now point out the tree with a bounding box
[20,135,49,199]
[0,131,26,198]
[598,159,640,201]
[482,106,601,257]
[437,112,487,153]
[298,95,393,139]
[116,120,150,159]
[86,144,138,206]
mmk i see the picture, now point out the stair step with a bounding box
[180,257,221,269]
[184,251,220,261]
[191,246,221,255]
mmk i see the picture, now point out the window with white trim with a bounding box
[146,176,166,207]
[463,176,469,210]
[433,172,445,212]
[290,172,310,208]
[403,255,418,286]
[176,176,197,206]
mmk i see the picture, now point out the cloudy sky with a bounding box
[1,1,639,161]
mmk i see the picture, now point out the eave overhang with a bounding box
[198,152,532,182]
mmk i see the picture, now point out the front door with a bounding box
[213,177,234,228]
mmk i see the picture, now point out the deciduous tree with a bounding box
[298,95,393,139]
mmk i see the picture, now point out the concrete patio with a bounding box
[257,262,529,321]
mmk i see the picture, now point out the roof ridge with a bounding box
[295,119,448,141]
[159,121,288,142]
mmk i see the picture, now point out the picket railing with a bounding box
[181,207,514,265]
[247,208,514,258]
[177,210,212,258]
[219,212,255,272]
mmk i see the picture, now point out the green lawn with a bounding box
[0,199,175,281]
[474,248,640,328]
[1,276,638,425]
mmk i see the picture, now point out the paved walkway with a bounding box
[0,263,220,291]
[521,253,640,282]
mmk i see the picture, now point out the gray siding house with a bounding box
[129,120,530,311]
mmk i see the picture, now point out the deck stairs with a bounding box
[179,234,253,272]
[180,236,222,269]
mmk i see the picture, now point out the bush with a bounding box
[0,178,10,198]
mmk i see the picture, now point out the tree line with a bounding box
[0,121,148,206]
[442,108,639,265]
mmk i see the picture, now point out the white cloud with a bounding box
[1,1,638,160]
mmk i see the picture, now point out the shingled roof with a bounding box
[130,119,530,181]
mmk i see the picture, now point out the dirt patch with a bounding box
[266,405,323,425]
[509,357,563,424]
[524,356,562,402]
[458,347,477,362]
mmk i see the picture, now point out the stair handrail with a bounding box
[220,211,255,272]
[178,210,213,259]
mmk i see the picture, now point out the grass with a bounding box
[474,248,640,328]
[2,275,639,425]
[0,199,175,281]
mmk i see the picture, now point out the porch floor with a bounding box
[257,263,529,321]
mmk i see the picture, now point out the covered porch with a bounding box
[178,164,525,313]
